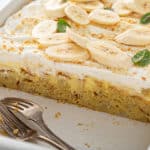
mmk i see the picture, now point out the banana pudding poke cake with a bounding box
[0,0,150,122]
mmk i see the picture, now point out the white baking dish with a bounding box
[0,0,30,26]
[0,0,149,150]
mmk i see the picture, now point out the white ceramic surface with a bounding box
[0,0,29,26]
[0,87,149,150]
[0,136,50,150]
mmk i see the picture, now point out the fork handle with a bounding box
[37,135,75,150]
[35,119,76,150]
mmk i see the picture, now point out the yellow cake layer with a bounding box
[0,68,150,122]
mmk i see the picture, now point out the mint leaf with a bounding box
[132,49,150,67]
[140,12,150,24]
[57,19,71,33]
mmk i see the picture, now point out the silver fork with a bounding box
[0,102,71,148]
[2,97,76,150]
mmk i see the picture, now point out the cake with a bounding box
[0,0,150,122]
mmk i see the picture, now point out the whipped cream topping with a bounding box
[0,46,149,93]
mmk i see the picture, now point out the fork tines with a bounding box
[0,102,32,139]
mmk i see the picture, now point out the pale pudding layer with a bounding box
[0,0,150,122]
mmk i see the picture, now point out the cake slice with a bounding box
[0,0,150,122]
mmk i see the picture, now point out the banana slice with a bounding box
[45,43,89,63]
[112,1,132,16]
[32,20,57,38]
[65,4,89,25]
[87,40,131,69]
[87,24,115,36]
[67,28,89,49]
[89,9,120,25]
[115,26,150,46]
[134,0,150,14]
[21,1,47,19]
[125,0,150,14]
[38,33,70,46]
[124,1,140,14]
[44,0,68,19]
[75,1,104,12]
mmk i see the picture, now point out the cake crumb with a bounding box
[112,120,120,126]
[13,102,19,112]
[54,112,61,119]
[84,143,91,148]
[141,77,146,81]
[77,122,94,128]
[13,129,19,135]
[77,123,84,126]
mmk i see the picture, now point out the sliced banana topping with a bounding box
[45,43,89,63]
[74,1,104,12]
[87,24,115,37]
[115,26,150,46]
[32,20,57,38]
[38,33,70,46]
[65,4,90,25]
[44,0,68,19]
[125,0,150,15]
[21,1,48,19]
[67,28,89,49]
[89,9,120,25]
[87,40,132,69]
[135,0,150,12]
[112,1,132,16]
[2,0,150,78]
